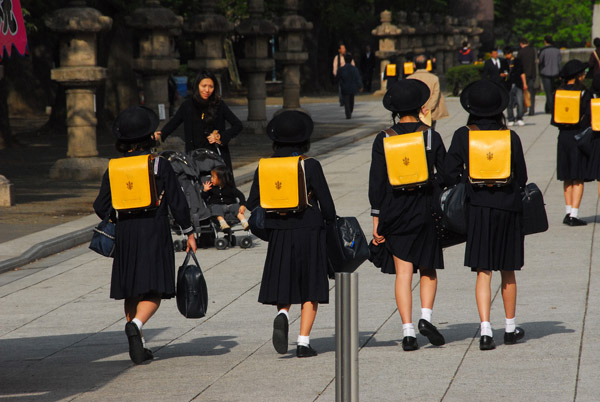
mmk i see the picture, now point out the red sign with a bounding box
[0,0,28,60]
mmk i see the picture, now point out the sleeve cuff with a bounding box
[371,209,380,216]
[181,226,194,235]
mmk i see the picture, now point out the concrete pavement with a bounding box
[2,96,600,401]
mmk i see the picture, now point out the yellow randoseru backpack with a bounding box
[591,98,600,131]
[468,129,512,186]
[258,155,308,213]
[383,127,430,189]
[403,62,414,75]
[386,63,397,77]
[426,59,433,71]
[554,90,582,124]
[108,154,159,212]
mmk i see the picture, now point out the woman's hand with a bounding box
[203,181,212,192]
[153,131,162,142]
[207,130,222,145]
[186,234,197,253]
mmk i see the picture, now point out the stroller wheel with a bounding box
[240,236,252,249]
[173,240,182,252]
[215,238,228,250]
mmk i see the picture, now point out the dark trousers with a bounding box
[541,75,557,113]
[362,70,373,92]
[343,94,355,119]
[526,77,536,115]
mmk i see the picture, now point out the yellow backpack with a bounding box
[385,63,397,77]
[258,155,308,213]
[426,59,433,71]
[108,154,160,212]
[383,126,430,189]
[591,98,600,131]
[554,90,583,124]
[403,62,414,75]
[468,126,512,186]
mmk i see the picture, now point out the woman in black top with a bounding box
[246,111,336,358]
[155,71,243,172]
[552,60,591,226]
[445,80,528,350]
[94,106,197,364]
[369,79,447,351]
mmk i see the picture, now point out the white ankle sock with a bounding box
[571,208,579,218]
[480,321,493,337]
[132,318,143,331]
[505,317,516,333]
[402,323,416,338]
[277,309,289,320]
[297,335,310,346]
[421,308,432,323]
[142,336,147,348]
[566,205,572,215]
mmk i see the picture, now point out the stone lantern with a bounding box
[371,10,402,94]
[236,0,277,134]
[127,0,182,123]
[45,0,112,180]
[275,0,313,110]
[185,0,233,85]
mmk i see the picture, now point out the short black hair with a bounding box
[414,54,427,69]
[594,38,600,48]
[504,46,513,55]
[462,41,469,47]
[272,140,311,154]
[115,137,156,155]
[344,53,353,64]
[544,35,553,44]
[519,37,529,45]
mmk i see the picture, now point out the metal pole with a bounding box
[335,271,359,402]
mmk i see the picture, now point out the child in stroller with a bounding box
[202,165,249,231]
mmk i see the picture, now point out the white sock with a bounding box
[505,317,516,333]
[277,309,289,320]
[421,308,432,323]
[142,336,147,348]
[297,335,310,347]
[402,323,416,338]
[480,321,493,337]
[570,208,579,218]
[132,318,143,331]
[566,205,572,215]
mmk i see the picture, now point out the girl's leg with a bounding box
[500,270,517,320]
[475,270,492,323]
[571,181,584,209]
[564,180,572,207]
[419,269,437,310]
[394,257,414,324]
[299,301,318,336]
[124,294,161,363]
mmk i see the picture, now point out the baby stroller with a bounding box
[161,149,252,250]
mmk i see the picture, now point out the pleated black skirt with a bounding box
[557,131,588,181]
[110,214,176,300]
[258,227,330,305]
[465,205,524,271]
[586,134,600,180]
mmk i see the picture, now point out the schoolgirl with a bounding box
[246,110,336,358]
[444,80,528,350]
[93,106,197,364]
[552,60,592,226]
[202,165,249,230]
[368,79,447,351]
[586,74,600,198]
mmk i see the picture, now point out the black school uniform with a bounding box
[586,94,600,180]
[368,122,447,274]
[246,147,336,305]
[444,120,528,271]
[93,152,194,300]
[552,83,591,181]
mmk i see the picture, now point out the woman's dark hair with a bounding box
[594,37,600,48]
[391,109,421,124]
[467,113,507,129]
[212,165,235,188]
[192,71,221,128]
[115,137,157,154]
[272,140,311,154]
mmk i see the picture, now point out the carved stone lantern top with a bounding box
[371,10,402,37]
[126,0,183,32]
[45,4,112,33]
[185,0,233,34]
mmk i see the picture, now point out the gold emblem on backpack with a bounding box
[486,152,493,161]
[403,157,410,166]
[275,181,282,190]
[126,181,133,190]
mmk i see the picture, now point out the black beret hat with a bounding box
[266,110,314,143]
[460,79,509,117]
[113,106,159,143]
[383,79,430,113]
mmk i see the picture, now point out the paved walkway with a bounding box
[2,96,600,401]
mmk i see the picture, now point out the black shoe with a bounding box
[125,322,146,364]
[418,319,445,346]
[567,217,587,226]
[504,327,525,344]
[296,344,318,358]
[402,336,419,351]
[272,313,289,354]
[479,335,496,350]
[563,214,570,224]
[143,348,154,361]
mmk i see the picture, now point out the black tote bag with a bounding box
[176,251,208,319]
[89,212,116,257]
[439,181,468,235]
[326,216,370,273]
[521,183,548,235]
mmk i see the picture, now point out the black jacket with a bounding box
[483,58,508,85]
[202,184,246,207]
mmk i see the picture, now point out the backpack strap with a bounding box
[384,125,432,150]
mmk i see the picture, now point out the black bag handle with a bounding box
[182,250,200,268]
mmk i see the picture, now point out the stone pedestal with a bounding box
[372,10,402,95]
[236,0,277,134]
[593,4,600,43]
[127,0,182,123]
[0,175,14,207]
[45,0,112,180]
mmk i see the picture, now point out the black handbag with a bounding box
[574,127,594,156]
[521,183,548,235]
[89,212,116,257]
[176,251,208,319]
[439,181,468,235]
[326,216,370,273]
[248,206,270,241]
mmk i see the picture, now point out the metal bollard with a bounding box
[335,271,359,402]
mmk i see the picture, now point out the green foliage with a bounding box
[495,0,592,48]
[445,64,484,95]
